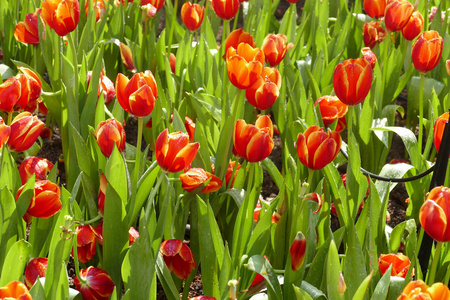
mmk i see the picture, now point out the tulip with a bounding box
[314,95,348,133]
[296,126,341,170]
[41,0,80,36]
[24,257,48,289]
[180,168,223,193]
[433,112,449,157]
[142,3,158,21]
[114,0,134,6]
[169,52,176,73]
[446,59,450,76]
[87,69,116,104]
[97,173,107,216]
[378,253,411,278]
[74,266,115,300]
[225,160,240,188]
[160,239,196,279]
[397,280,450,300]
[250,255,269,287]
[0,77,22,113]
[223,29,256,57]
[14,11,44,45]
[233,115,274,162]
[363,0,386,19]
[246,67,281,110]
[0,117,10,148]
[94,118,126,157]
[84,0,106,22]
[0,281,32,300]
[74,224,98,263]
[8,112,44,152]
[361,47,377,69]
[16,180,62,219]
[332,57,373,106]
[115,71,158,117]
[16,67,42,110]
[155,129,199,173]
[363,21,387,49]
[94,221,139,246]
[119,42,137,72]
[141,0,165,12]
[384,0,414,32]
[401,11,424,41]
[184,116,196,142]
[181,2,204,32]
[304,193,323,214]
[226,42,264,89]
[211,0,240,21]
[338,272,346,296]
[419,186,450,242]
[286,0,299,3]
[290,232,306,271]
[411,31,443,75]
[261,33,294,67]
[19,156,54,184]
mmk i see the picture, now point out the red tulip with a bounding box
[0,68,41,113]
[363,0,386,19]
[223,29,256,57]
[8,112,44,152]
[286,0,299,3]
[211,0,240,21]
[314,95,348,133]
[261,33,294,67]
[169,52,176,73]
[401,11,424,41]
[0,281,32,300]
[296,126,341,170]
[411,30,443,74]
[160,239,196,279]
[226,42,265,89]
[233,115,274,162]
[398,280,450,300]
[361,47,377,69]
[94,118,126,157]
[24,257,48,289]
[246,67,281,110]
[41,0,80,36]
[74,224,98,263]
[16,180,62,219]
[87,70,116,104]
[119,42,137,72]
[84,0,106,22]
[250,255,269,287]
[419,186,450,242]
[142,3,158,21]
[97,173,107,216]
[115,71,158,117]
[363,21,387,49]
[180,168,222,193]
[0,117,10,148]
[155,129,199,173]
[74,266,115,300]
[446,59,450,76]
[184,116,196,142]
[290,232,306,271]
[14,11,44,45]
[225,160,240,188]
[19,156,54,184]
[433,112,449,157]
[332,57,373,106]
[384,0,414,32]
[378,253,411,278]
[141,0,165,11]
[181,2,204,32]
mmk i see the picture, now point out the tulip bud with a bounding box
[14,11,44,45]
[384,0,414,32]
[181,2,204,32]
[141,0,165,12]
[169,52,176,73]
[8,112,44,152]
[16,180,62,220]
[290,231,306,271]
[19,156,54,184]
[180,168,223,193]
[225,160,241,188]
[160,239,196,279]
[87,70,116,104]
[212,0,240,21]
[74,224,98,263]
[94,221,140,246]
[261,34,294,67]
[304,193,323,213]
[419,186,450,242]
[97,173,107,216]
[24,257,48,289]
[411,31,443,75]
[94,118,126,157]
[446,59,450,76]
[338,272,346,296]
[363,0,386,19]
[119,42,137,72]
[224,29,256,57]
[84,0,106,22]
[0,281,32,300]
[41,0,80,36]
[74,267,115,300]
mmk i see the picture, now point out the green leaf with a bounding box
[0,187,19,271]
[372,265,392,300]
[247,255,283,299]
[0,239,31,285]
[156,253,180,300]
[352,271,373,300]
[327,240,342,299]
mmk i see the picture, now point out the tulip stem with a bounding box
[222,20,230,117]
[418,73,425,157]
[427,242,442,284]
[83,214,103,225]
[7,111,12,126]
[133,117,144,189]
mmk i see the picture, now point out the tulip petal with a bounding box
[419,200,447,242]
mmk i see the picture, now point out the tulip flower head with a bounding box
[97,173,107,216]
[74,224,98,263]
[74,267,115,300]
[24,257,48,289]
[94,118,126,157]
[433,112,450,157]
[181,2,204,32]
[419,186,450,242]
[41,0,80,36]
[84,0,106,22]
[155,129,199,173]
[401,11,424,41]
[314,95,348,133]
[169,52,176,73]
[363,0,386,19]
[296,126,342,170]
[226,42,265,89]
[333,57,373,106]
[160,239,196,279]
[87,69,116,104]
[14,11,44,45]
[233,115,274,162]
[397,280,450,300]
[0,117,10,148]
[411,30,443,75]
[363,21,387,49]
[378,253,411,278]
[225,160,241,188]
[212,0,240,21]
[19,156,54,184]
[224,29,256,56]
[0,281,32,300]
[8,112,44,152]
[246,67,281,110]
[384,0,414,32]
[261,34,294,67]
[116,70,158,117]
[118,42,137,72]
[290,232,306,271]
[180,168,222,193]
[446,59,450,76]
[361,47,377,69]
[16,180,62,220]
[141,0,165,11]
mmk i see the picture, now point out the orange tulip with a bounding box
[398,280,450,300]
[118,42,137,72]
[16,67,42,110]
[115,71,158,117]
[332,57,373,106]
[419,186,450,242]
[224,29,256,57]
[433,112,449,157]
[141,0,165,12]
[0,77,21,113]
[74,267,115,300]
[361,47,377,69]
[180,168,222,193]
[184,116,196,142]
[8,112,44,152]
[233,115,274,162]
[94,118,126,157]
[181,2,204,32]
[246,67,281,110]
[97,173,107,216]
[296,126,341,170]
[0,117,10,148]
[19,156,54,185]
[412,30,443,75]
[384,0,414,32]
[378,253,411,278]
[226,43,264,89]
[74,224,98,263]
[314,95,348,133]
[0,281,32,300]
[160,239,196,279]
[24,257,48,289]
[211,0,240,21]
[84,0,106,22]
[261,33,294,67]
[16,180,62,219]
[290,232,307,271]
[363,21,387,48]
[14,11,44,45]
[41,0,80,36]
[401,11,424,41]
[87,70,116,104]
[363,0,386,19]
[155,129,199,173]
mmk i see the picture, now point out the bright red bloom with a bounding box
[155,129,199,173]
[296,126,341,170]
[233,115,274,162]
[419,186,450,242]
[8,112,44,152]
[94,118,126,157]
[314,95,348,133]
[411,30,443,75]
[169,53,176,73]
[223,29,256,57]
[333,57,373,106]
[16,180,62,220]
[19,156,54,184]
[261,34,293,67]
[363,0,386,19]
[211,0,240,21]
[181,2,204,32]
[24,257,48,289]
[87,69,116,104]
[84,0,106,22]
[361,47,377,69]
[141,0,165,11]
[401,11,424,41]
[246,67,281,110]
[378,253,411,278]
[363,21,387,49]
[14,11,44,45]
[0,117,10,148]
[225,160,240,188]
[0,281,32,300]
[398,280,450,300]
[434,112,450,157]
[184,116,196,142]
[74,267,115,300]
[115,71,158,117]
[160,239,196,279]
[0,68,41,113]
[180,168,222,193]
[384,0,414,32]
[290,232,306,271]
[74,224,98,263]
[286,0,299,3]
[41,0,80,36]
[226,43,265,89]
